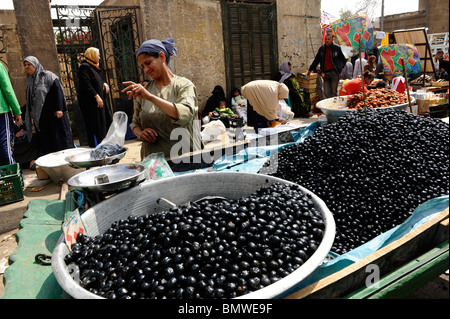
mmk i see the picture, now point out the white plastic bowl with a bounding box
[35,148,91,184]
[317,95,415,123]
[52,171,336,299]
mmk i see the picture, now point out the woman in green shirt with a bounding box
[122,38,202,161]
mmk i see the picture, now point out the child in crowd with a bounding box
[231,88,247,110]
[230,88,248,123]
[209,101,239,119]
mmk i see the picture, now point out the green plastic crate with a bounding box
[0,163,24,205]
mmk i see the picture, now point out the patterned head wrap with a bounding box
[137,38,178,64]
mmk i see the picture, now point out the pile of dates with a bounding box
[346,88,407,109]
[65,183,325,299]
[260,109,449,254]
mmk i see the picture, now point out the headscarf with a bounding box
[201,85,226,117]
[278,61,292,83]
[137,38,178,64]
[84,47,100,69]
[241,80,289,121]
[24,56,58,141]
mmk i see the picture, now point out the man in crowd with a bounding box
[307,33,347,98]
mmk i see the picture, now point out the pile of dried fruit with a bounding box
[260,109,449,254]
[347,88,408,109]
[65,183,325,299]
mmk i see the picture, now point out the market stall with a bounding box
[1,101,448,300]
[1,14,448,297]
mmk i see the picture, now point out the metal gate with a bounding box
[52,5,143,144]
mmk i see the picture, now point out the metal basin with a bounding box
[67,163,146,193]
[34,148,90,184]
[317,95,415,123]
[65,147,128,169]
[53,172,336,299]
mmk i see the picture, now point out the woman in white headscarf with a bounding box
[122,38,202,160]
[23,56,73,157]
[241,80,289,131]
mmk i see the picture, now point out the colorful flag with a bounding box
[321,10,338,29]
[331,14,374,56]
[378,44,422,75]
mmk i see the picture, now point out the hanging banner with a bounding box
[331,14,374,57]
[378,44,422,76]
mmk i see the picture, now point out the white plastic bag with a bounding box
[200,120,226,143]
[277,100,294,121]
[91,111,128,159]
[140,152,174,181]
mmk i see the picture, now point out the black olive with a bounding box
[260,109,448,254]
[66,183,326,299]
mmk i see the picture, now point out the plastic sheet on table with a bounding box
[283,195,449,297]
[211,122,319,173]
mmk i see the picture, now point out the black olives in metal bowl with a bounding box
[52,172,335,299]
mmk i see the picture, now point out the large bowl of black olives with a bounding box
[52,172,335,299]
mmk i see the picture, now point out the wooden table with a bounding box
[425,85,449,93]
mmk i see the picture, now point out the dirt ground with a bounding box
[0,228,18,298]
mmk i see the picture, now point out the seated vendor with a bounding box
[339,71,375,96]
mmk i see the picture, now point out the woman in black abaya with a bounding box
[201,85,227,118]
[77,47,112,147]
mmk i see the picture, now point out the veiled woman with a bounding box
[77,47,112,147]
[274,61,312,118]
[23,56,73,157]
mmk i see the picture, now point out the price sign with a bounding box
[62,208,87,250]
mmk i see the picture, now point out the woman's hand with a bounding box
[135,127,158,143]
[13,114,22,125]
[122,81,151,100]
[103,82,110,94]
[122,81,179,120]
[55,110,63,118]
[15,129,25,138]
[95,94,104,108]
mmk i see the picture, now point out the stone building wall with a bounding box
[275,0,321,75]
[0,23,26,107]
[423,0,449,34]
[380,0,448,34]
[139,0,321,111]
[139,0,227,110]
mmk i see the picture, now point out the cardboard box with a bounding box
[417,99,431,115]
[36,166,50,180]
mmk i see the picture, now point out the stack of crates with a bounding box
[0,163,24,205]
[297,72,319,111]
